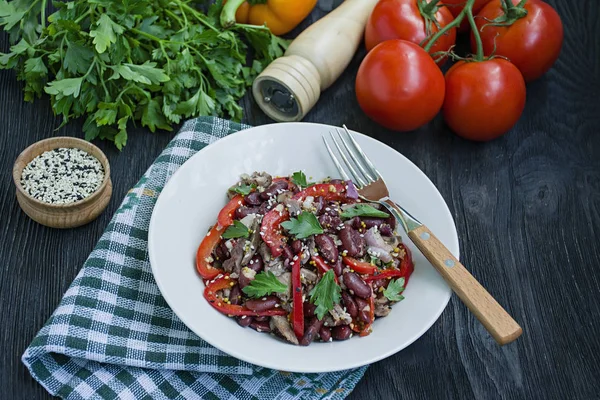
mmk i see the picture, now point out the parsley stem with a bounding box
[96,63,110,101]
[40,0,46,30]
[177,2,219,32]
[74,9,91,24]
[164,9,185,28]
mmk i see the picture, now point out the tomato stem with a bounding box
[467,2,484,61]
[421,0,442,16]
[423,0,475,53]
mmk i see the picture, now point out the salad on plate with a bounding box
[196,171,414,346]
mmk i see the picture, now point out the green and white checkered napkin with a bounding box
[22,117,367,400]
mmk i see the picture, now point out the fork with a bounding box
[323,126,523,345]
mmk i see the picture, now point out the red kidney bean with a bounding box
[254,315,269,322]
[319,326,332,342]
[332,258,343,276]
[332,325,352,340]
[229,285,241,305]
[282,245,294,261]
[324,202,341,216]
[245,296,279,312]
[245,191,263,206]
[260,180,288,200]
[318,214,343,233]
[315,234,338,263]
[250,320,272,333]
[372,278,388,294]
[314,196,325,214]
[341,291,358,318]
[248,255,264,272]
[349,216,362,230]
[355,297,371,324]
[379,224,393,237]
[236,205,260,219]
[343,272,372,299]
[303,302,316,318]
[237,316,253,327]
[300,317,325,346]
[238,271,252,289]
[386,216,397,230]
[361,218,386,229]
[291,239,303,254]
[214,241,229,261]
[339,228,365,257]
[258,202,272,214]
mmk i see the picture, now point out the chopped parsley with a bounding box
[242,271,288,298]
[340,204,390,219]
[291,171,308,188]
[308,270,341,320]
[281,211,323,239]
[222,220,249,239]
[230,183,256,196]
[383,278,405,302]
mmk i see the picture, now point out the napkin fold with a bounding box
[22,117,367,400]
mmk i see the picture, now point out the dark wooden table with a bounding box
[2,0,599,399]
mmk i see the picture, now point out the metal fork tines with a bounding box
[322,125,422,232]
[322,126,382,190]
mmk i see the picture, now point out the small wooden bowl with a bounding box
[12,137,113,229]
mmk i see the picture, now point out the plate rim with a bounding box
[148,121,459,373]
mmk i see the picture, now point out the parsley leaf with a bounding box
[222,220,249,239]
[383,278,405,302]
[242,271,288,298]
[340,204,390,219]
[281,211,323,239]
[309,270,341,320]
[89,14,124,54]
[230,183,255,196]
[291,171,308,188]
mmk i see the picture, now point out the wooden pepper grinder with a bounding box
[252,0,378,122]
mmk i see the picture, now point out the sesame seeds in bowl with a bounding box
[21,148,105,205]
[13,137,112,229]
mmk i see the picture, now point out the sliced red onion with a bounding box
[364,226,394,253]
[345,180,359,199]
[367,246,393,263]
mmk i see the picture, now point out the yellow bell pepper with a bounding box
[221,0,318,36]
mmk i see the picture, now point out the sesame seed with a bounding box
[21,147,104,204]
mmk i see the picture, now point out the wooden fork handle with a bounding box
[407,225,523,345]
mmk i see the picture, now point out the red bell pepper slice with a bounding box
[398,243,414,285]
[260,208,290,258]
[217,194,244,228]
[311,255,339,284]
[292,183,347,202]
[291,257,304,339]
[342,256,377,275]
[196,224,224,280]
[204,274,287,317]
[364,244,414,284]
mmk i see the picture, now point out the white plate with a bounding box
[148,122,458,373]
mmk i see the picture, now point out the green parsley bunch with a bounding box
[0,0,287,148]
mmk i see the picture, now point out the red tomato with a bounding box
[442,59,526,141]
[472,0,563,82]
[355,40,445,132]
[365,0,456,62]
[443,0,492,31]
